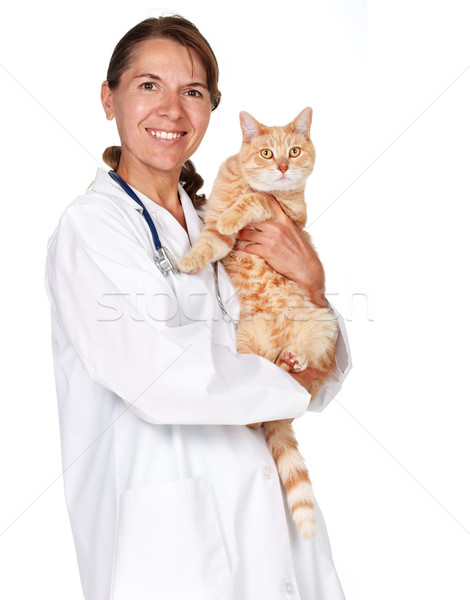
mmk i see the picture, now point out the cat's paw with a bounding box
[217,214,241,236]
[282,349,308,373]
[178,253,206,274]
[247,422,263,430]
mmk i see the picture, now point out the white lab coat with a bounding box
[45,167,352,600]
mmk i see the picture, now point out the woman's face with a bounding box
[101,37,212,178]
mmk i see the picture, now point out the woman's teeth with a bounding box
[147,129,182,140]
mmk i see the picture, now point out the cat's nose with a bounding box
[278,165,289,174]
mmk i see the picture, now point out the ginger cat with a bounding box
[178,108,339,538]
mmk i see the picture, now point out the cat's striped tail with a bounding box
[263,419,316,538]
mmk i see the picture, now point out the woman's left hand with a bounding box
[235,196,328,307]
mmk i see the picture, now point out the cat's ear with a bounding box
[293,107,313,138]
[240,111,263,142]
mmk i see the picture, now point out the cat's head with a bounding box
[238,107,315,193]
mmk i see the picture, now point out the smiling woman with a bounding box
[44,14,352,600]
[101,16,221,213]
[101,37,212,229]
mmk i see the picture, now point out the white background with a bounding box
[1,0,469,598]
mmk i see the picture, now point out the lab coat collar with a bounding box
[91,168,144,213]
[90,167,204,250]
[90,168,197,223]
[126,173,204,251]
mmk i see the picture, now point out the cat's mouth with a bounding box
[146,128,187,140]
[276,174,293,186]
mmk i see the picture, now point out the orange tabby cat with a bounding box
[178,108,339,538]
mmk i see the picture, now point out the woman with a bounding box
[45,15,352,600]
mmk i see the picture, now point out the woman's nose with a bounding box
[157,92,184,120]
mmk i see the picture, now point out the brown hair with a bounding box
[102,15,221,206]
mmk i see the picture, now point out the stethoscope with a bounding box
[108,170,236,322]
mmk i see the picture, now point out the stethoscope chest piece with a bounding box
[154,246,180,274]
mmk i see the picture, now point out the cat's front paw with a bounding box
[178,253,206,274]
[217,213,241,236]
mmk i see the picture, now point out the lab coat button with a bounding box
[263,466,273,479]
[285,581,296,594]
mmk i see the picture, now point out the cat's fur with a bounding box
[178,108,339,538]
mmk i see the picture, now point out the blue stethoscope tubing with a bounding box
[108,170,235,322]
[109,170,162,252]
[108,170,180,275]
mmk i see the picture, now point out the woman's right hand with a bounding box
[289,366,325,391]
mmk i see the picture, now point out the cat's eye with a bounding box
[260,148,273,159]
[289,147,301,157]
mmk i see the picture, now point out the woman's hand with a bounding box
[282,352,326,391]
[290,366,325,390]
[235,196,328,307]
[235,196,330,391]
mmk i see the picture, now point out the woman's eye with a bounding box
[142,82,157,91]
[260,148,273,159]
[289,147,301,157]
[185,89,202,97]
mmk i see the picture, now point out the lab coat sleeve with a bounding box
[307,302,352,411]
[46,198,311,426]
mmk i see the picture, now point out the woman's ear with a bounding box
[101,81,115,121]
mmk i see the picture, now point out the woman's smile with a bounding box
[145,128,186,140]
